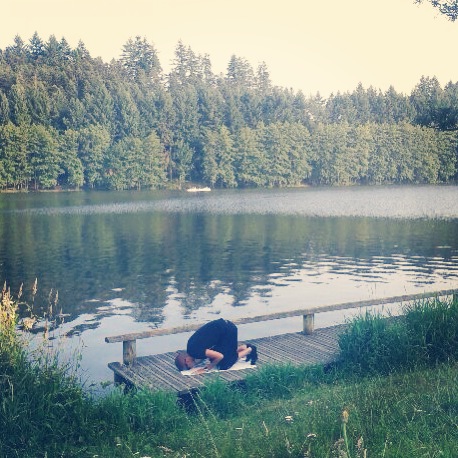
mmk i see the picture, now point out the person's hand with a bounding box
[191,367,207,375]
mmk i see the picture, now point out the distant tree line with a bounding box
[0,33,456,190]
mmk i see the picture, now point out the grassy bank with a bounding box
[1,285,458,457]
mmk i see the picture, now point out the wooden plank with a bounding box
[105,289,457,343]
[151,353,258,388]
[108,325,347,393]
[280,332,340,354]
[135,358,191,392]
[259,341,331,365]
[252,328,341,364]
[108,304,458,394]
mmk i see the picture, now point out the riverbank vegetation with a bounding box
[0,35,457,191]
[2,283,458,457]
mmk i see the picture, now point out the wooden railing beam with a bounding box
[106,289,458,364]
[105,288,458,344]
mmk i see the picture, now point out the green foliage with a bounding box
[338,311,410,375]
[404,297,458,363]
[195,378,247,418]
[0,90,10,125]
[120,36,162,84]
[9,82,31,126]
[4,295,458,456]
[339,296,458,376]
[0,123,30,189]
[202,125,237,187]
[0,282,188,457]
[77,124,110,188]
[0,34,457,191]
[234,125,267,186]
[59,129,84,188]
[28,124,62,189]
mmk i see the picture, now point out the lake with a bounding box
[1,185,458,387]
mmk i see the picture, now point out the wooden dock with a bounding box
[108,324,344,395]
[106,289,458,394]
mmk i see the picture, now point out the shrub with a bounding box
[338,296,458,376]
[404,296,458,364]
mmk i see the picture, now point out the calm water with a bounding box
[1,185,458,386]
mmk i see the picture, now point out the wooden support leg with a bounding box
[303,313,314,335]
[123,339,136,365]
[114,372,124,385]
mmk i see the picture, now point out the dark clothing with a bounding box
[187,318,239,370]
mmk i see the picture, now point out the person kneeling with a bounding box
[174,318,257,374]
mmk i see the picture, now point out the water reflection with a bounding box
[4,185,458,219]
[1,186,458,383]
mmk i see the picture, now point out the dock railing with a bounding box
[105,288,458,366]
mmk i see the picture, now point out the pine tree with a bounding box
[59,129,84,189]
[10,82,31,125]
[0,90,10,125]
[28,32,45,60]
[28,124,61,189]
[121,36,162,84]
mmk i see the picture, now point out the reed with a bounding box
[0,282,19,337]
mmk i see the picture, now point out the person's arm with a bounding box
[190,349,224,374]
[205,349,224,369]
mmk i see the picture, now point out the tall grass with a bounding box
[2,289,458,457]
[338,295,458,375]
[0,283,88,456]
[404,296,458,363]
[0,282,191,457]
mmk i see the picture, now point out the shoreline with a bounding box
[1,181,457,194]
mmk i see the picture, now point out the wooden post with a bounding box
[114,372,124,385]
[123,340,136,365]
[303,313,314,335]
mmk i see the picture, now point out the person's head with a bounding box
[175,351,195,371]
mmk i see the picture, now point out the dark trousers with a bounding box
[217,320,238,370]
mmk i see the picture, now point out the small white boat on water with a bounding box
[186,187,211,193]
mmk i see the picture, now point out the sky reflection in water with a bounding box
[1,186,458,385]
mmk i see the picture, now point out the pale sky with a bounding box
[3,0,458,97]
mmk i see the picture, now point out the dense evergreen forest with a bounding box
[0,33,457,191]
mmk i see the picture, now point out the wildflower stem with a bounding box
[341,409,351,458]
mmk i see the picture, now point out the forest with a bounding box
[0,33,457,191]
